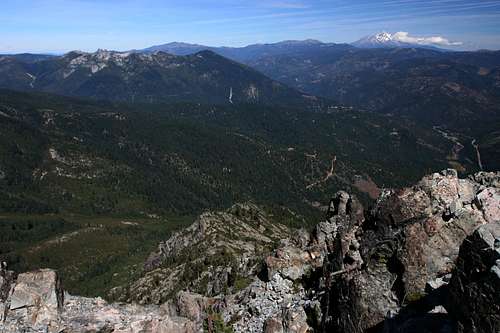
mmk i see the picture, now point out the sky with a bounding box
[1,0,500,53]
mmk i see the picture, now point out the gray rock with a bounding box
[0,269,198,333]
[426,274,451,291]
[171,291,207,324]
[283,306,310,333]
[447,222,500,333]
[470,171,500,188]
[7,269,63,327]
[324,170,500,332]
[388,170,497,296]
[474,187,500,223]
[264,316,284,333]
[225,273,310,333]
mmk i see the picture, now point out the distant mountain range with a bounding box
[245,45,500,126]
[1,38,499,169]
[137,39,500,125]
[0,49,316,105]
[140,39,350,62]
[0,53,56,63]
[139,33,451,57]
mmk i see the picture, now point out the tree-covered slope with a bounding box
[0,90,473,217]
[0,50,316,106]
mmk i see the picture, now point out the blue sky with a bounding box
[1,0,500,53]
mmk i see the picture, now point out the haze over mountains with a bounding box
[1,22,500,333]
[139,38,500,170]
[1,36,499,169]
[140,32,468,57]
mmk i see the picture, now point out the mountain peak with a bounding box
[64,50,87,57]
[164,41,206,48]
[63,49,137,65]
[352,32,399,48]
[352,32,445,50]
[193,49,219,57]
[372,32,393,43]
[0,46,311,105]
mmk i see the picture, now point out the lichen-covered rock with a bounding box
[223,273,309,333]
[282,307,310,333]
[0,269,198,333]
[264,244,321,281]
[397,170,498,296]
[264,316,284,333]
[168,291,208,324]
[370,170,499,296]
[325,170,499,332]
[113,203,292,304]
[447,222,500,333]
[471,171,500,188]
[5,269,63,328]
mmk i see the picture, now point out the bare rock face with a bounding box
[447,222,500,333]
[59,296,198,333]
[0,268,198,333]
[262,307,310,333]
[373,170,498,294]
[220,191,364,333]
[264,242,321,282]
[222,272,311,333]
[264,316,285,333]
[7,269,63,328]
[324,169,500,332]
[0,262,16,323]
[168,291,208,324]
[398,170,498,296]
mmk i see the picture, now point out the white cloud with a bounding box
[392,31,462,46]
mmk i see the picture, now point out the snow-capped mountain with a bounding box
[352,32,443,50]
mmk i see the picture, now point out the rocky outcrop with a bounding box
[0,267,198,332]
[223,273,310,332]
[1,169,499,333]
[373,170,495,295]
[219,191,364,333]
[447,222,500,333]
[323,169,499,332]
[6,269,63,328]
[111,203,292,304]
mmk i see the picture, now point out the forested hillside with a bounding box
[0,89,469,216]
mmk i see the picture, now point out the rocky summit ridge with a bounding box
[0,49,315,105]
[0,169,499,333]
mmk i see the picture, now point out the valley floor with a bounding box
[0,213,194,297]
